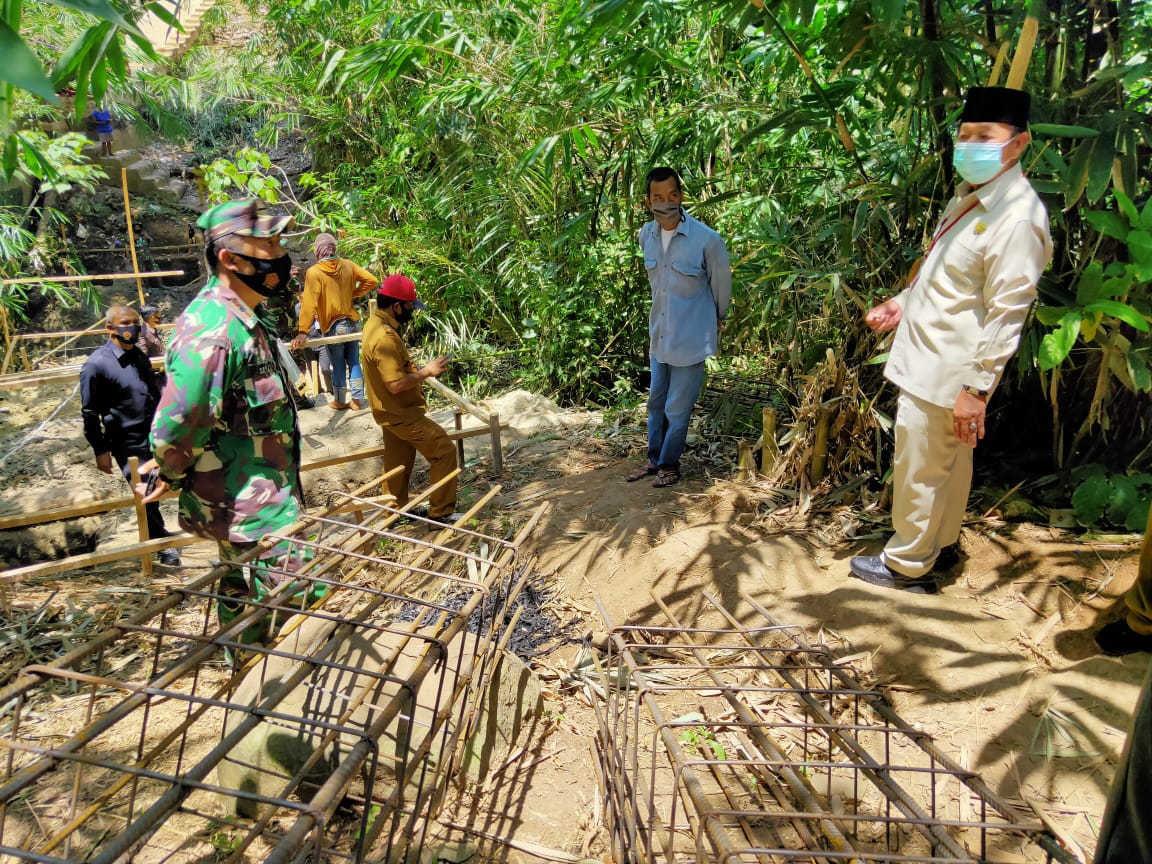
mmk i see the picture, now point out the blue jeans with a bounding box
[325,318,363,402]
[646,358,705,471]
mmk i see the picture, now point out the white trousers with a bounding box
[881,390,973,578]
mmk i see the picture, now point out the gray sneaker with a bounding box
[427,512,464,528]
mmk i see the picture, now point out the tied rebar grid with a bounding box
[592,590,1080,864]
[0,481,546,864]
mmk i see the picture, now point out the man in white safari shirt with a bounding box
[851,86,1053,593]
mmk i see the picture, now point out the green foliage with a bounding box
[1070,466,1152,531]
[204,147,282,203]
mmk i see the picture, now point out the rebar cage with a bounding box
[592,591,1080,864]
[0,482,544,864]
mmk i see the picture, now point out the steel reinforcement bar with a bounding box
[591,590,1080,864]
[0,489,546,864]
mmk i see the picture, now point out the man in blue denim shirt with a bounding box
[626,167,731,488]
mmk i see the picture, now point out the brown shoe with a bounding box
[348,398,362,410]
[328,400,351,410]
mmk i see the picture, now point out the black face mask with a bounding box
[115,324,141,344]
[394,303,415,325]
[229,251,293,297]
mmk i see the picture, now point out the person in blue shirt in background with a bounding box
[91,104,114,156]
[625,167,731,489]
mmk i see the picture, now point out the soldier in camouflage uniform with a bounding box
[141,199,326,650]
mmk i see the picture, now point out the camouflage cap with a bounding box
[196,199,294,243]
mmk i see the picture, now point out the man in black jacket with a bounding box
[80,305,180,565]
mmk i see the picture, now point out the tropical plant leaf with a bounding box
[1087,300,1149,332]
[1085,210,1129,242]
[1029,123,1101,138]
[42,0,135,32]
[0,21,58,103]
[1038,311,1081,371]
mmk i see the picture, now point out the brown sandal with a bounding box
[625,464,658,482]
[651,470,680,488]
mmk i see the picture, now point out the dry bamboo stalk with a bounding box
[761,407,779,474]
[1006,17,1040,90]
[736,440,757,481]
[121,168,146,307]
[987,39,1010,86]
[810,406,834,484]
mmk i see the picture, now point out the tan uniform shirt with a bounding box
[361,308,427,425]
[885,163,1053,408]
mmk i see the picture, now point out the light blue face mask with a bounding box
[953,141,1008,185]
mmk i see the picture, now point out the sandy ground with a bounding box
[0,382,1147,862]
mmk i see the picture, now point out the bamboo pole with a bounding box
[0,270,185,286]
[1005,16,1040,90]
[425,376,490,424]
[121,167,146,307]
[14,322,175,342]
[987,40,1010,86]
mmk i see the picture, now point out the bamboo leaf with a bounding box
[0,21,58,103]
[1086,131,1115,203]
[41,0,135,32]
[1063,139,1093,209]
[1087,300,1150,332]
[1029,123,1101,138]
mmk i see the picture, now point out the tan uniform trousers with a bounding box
[1123,505,1152,636]
[881,390,973,578]
[381,416,458,519]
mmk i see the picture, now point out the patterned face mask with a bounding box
[651,201,682,220]
[230,251,294,297]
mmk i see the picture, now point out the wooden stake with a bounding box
[489,411,503,476]
[128,456,153,577]
[0,304,11,376]
[1005,16,1039,90]
[761,407,778,475]
[122,167,146,307]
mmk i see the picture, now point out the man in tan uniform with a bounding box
[1095,504,1152,655]
[361,274,461,525]
[850,86,1053,593]
[290,233,379,410]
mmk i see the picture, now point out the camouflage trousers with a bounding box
[215,538,329,648]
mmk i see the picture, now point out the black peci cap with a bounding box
[959,87,1031,129]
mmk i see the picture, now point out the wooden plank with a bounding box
[0,494,132,532]
[425,376,490,424]
[0,270,185,286]
[0,534,199,582]
[301,424,506,472]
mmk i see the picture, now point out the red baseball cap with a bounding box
[377,273,427,309]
